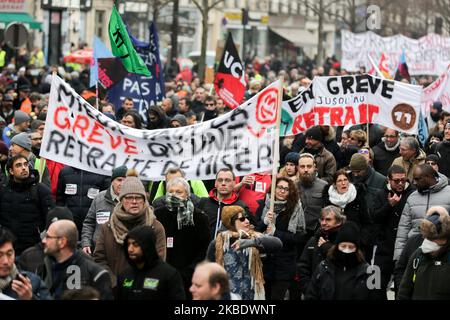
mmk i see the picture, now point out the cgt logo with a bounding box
[392,103,417,131]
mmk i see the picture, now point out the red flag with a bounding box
[214,33,246,109]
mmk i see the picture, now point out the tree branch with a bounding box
[207,0,225,11]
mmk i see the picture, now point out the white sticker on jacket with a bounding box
[65,184,77,195]
[167,237,174,248]
[96,211,111,224]
[255,181,266,193]
[87,188,100,199]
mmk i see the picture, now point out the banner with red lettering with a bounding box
[41,75,280,181]
[214,33,246,109]
[281,74,422,136]
[422,65,450,118]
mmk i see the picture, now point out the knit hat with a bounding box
[17,84,31,92]
[14,110,31,125]
[336,221,361,247]
[10,132,31,151]
[119,169,146,200]
[221,205,246,231]
[305,126,324,143]
[349,153,368,171]
[45,206,74,230]
[0,141,9,156]
[420,206,450,240]
[111,165,128,182]
[285,152,300,164]
[170,114,187,127]
[425,154,440,163]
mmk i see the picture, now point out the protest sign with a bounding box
[341,30,450,76]
[41,75,281,181]
[281,74,422,136]
[214,33,246,109]
[108,22,165,122]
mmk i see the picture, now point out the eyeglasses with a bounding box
[44,234,62,240]
[236,215,249,222]
[31,137,42,141]
[205,103,215,106]
[276,185,289,192]
[390,178,407,184]
[358,149,370,155]
[123,195,145,202]
[384,135,397,139]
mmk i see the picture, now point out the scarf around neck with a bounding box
[0,263,19,292]
[166,194,195,230]
[261,194,306,234]
[328,183,357,208]
[110,202,155,245]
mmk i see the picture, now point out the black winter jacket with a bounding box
[56,167,109,233]
[0,171,54,254]
[154,205,211,292]
[41,250,113,300]
[117,225,186,300]
[305,258,373,300]
[298,228,339,293]
[373,183,415,267]
[372,141,400,176]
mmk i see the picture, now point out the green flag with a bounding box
[108,5,150,76]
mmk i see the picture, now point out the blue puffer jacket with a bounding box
[1,270,52,300]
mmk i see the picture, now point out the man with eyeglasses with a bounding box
[93,169,166,289]
[373,128,400,176]
[373,165,415,299]
[392,136,426,182]
[394,164,450,262]
[41,219,113,300]
[203,96,218,121]
[0,155,54,256]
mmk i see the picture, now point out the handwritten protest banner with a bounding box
[341,30,450,76]
[41,76,280,181]
[281,74,422,136]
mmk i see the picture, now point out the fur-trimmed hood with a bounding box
[420,206,450,240]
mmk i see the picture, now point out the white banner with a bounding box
[341,30,450,76]
[281,74,423,136]
[41,76,281,181]
[422,65,450,114]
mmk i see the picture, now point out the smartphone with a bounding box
[15,273,28,281]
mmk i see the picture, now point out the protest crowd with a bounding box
[1,16,450,302]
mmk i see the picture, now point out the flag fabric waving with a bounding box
[89,36,114,87]
[394,50,411,82]
[108,5,150,76]
[214,33,246,109]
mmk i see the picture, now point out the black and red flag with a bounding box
[214,33,246,109]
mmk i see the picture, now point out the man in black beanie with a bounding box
[301,126,336,184]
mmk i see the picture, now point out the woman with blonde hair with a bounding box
[206,205,282,300]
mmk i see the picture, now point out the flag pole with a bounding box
[95,81,99,110]
[269,79,284,213]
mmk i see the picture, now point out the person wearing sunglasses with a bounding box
[254,177,306,300]
[207,205,282,300]
[372,165,415,299]
[203,96,218,121]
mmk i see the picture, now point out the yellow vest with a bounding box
[0,50,6,68]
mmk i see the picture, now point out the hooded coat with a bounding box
[394,173,450,260]
[146,105,169,130]
[117,226,186,300]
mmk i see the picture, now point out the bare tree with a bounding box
[298,0,341,66]
[435,0,450,34]
[150,0,173,27]
[191,0,225,81]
